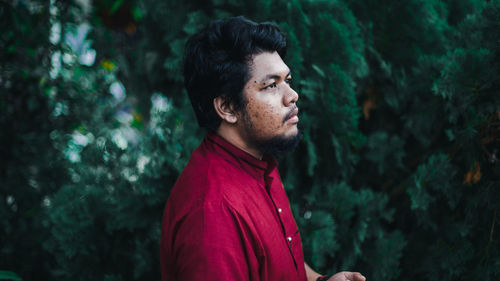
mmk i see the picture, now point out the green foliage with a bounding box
[1,2,65,280]
[0,271,23,281]
[2,0,499,281]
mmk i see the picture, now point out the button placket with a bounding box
[266,176,298,269]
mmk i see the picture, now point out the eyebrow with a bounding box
[259,71,292,84]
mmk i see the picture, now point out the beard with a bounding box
[252,130,302,159]
[240,108,302,159]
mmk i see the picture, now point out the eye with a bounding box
[285,77,293,85]
[263,82,277,90]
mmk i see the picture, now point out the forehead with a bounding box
[248,51,290,79]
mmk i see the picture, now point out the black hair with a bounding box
[183,16,287,132]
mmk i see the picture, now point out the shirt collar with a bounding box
[205,133,278,179]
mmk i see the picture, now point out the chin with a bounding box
[257,128,302,159]
[283,126,299,139]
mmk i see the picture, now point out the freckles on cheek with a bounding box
[246,96,281,131]
[261,108,281,130]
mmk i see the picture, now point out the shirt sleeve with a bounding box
[171,199,260,281]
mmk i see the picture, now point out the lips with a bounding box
[284,107,299,124]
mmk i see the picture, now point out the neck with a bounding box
[216,122,263,160]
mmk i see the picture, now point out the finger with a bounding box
[353,272,366,281]
[343,272,366,281]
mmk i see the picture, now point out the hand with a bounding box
[327,271,366,281]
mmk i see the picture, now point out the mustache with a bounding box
[283,106,299,123]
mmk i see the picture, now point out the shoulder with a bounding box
[168,148,256,212]
[204,160,257,211]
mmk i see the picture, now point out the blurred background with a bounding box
[1,0,499,280]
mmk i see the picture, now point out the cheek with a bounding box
[246,99,282,130]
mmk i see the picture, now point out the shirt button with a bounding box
[287,236,292,242]
[278,208,282,213]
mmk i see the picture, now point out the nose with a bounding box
[283,84,299,106]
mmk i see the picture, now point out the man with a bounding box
[161,16,366,281]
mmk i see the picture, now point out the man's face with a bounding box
[237,51,300,156]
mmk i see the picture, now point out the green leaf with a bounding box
[0,271,23,281]
[311,64,325,78]
[131,7,143,22]
[110,0,125,14]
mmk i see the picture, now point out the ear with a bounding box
[213,96,238,124]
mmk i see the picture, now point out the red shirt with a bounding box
[161,133,307,281]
